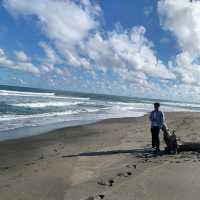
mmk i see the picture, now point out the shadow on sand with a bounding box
[62,143,200,158]
[62,148,165,158]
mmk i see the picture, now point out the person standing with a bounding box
[149,102,165,152]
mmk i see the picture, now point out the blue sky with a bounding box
[0,0,200,101]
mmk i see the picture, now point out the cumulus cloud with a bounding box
[4,0,100,47]
[0,48,14,67]
[4,0,173,80]
[84,26,175,80]
[14,62,40,74]
[3,0,101,72]
[0,48,40,74]
[5,0,200,100]
[39,42,62,72]
[158,0,200,85]
[14,50,30,62]
[158,0,200,56]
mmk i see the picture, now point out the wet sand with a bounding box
[1,112,200,200]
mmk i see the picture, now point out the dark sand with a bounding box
[1,112,200,200]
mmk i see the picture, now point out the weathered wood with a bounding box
[162,124,177,153]
[178,143,200,152]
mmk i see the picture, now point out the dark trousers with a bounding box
[151,126,160,150]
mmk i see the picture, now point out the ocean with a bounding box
[0,85,199,141]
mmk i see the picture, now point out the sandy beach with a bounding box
[1,112,200,200]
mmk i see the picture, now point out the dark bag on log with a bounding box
[162,124,177,154]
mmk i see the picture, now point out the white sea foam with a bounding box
[57,96,90,101]
[161,101,200,109]
[0,111,78,122]
[109,100,200,112]
[12,101,82,108]
[0,107,101,122]
[0,90,55,97]
[0,90,90,100]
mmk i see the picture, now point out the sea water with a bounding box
[0,85,199,141]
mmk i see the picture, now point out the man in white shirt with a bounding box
[149,102,165,152]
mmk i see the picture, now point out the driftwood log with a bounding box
[162,124,200,153]
[177,143,200,153]
[162,124,177,154]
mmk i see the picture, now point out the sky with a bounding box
[0,0,200,102]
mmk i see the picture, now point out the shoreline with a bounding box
[1,112,200,200]
[0,118,99,142]
[0,113,148,142]
[0,111,190,142]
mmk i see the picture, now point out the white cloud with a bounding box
[15,62,40,74]
[0,48,40,74]
[0,48,14,67]
[5,0,174,82]
[54,67,70,77]
[39,42,62,72]
[5,0,200,100]
[14,50,30,62]
[84,26,175,80]
[158,0,200,86]
[4,0,100,47]
[158,0,200,56]
[4,0,100,72]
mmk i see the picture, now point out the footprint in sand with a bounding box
[126,164,137,169]
[127,172,132,176]
[24,162,35,166]
[54,149,58,152]
[98,194,105,199]
[86,194,105,200]
[38,155,44,160]
[86,196,95,200]
[184,159,190,162]
[97,179,114,187]
[0,166,13,171]
[117,171,132,177]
